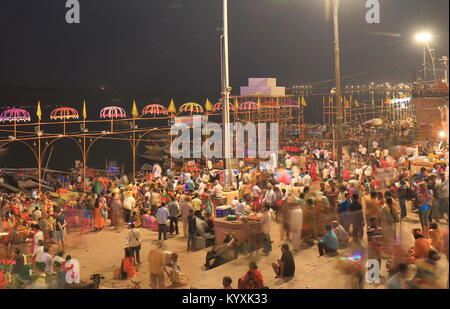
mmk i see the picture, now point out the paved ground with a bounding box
[57,204,448,289]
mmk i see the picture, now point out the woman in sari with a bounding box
[309,161,318,182]
[93,197,105,231]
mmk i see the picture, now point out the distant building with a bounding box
[412,81,449,141]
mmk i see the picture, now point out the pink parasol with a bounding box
[0,108,31,122]
[99,106,127,119]
[239,101,259,111]
[213,101,235,112]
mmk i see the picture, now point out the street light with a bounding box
[415,32,436,81]
[415,32,431,42]
[221,0,232,189]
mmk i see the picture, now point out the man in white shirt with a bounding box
[302,172,312,187]
[123,193,136,223]
[39,247,54,274]
[260,206,272,255]
[152,163,162,178]
[231,196,240,209]
[252,184,262,196]
[32,224,44,259]
[285,155,293,170]
[213,180,223,198]
[372,140,378,151]
[361,146,367,156]
[332,221,349,248]
[65,255,80,284]
[198,181,206,195]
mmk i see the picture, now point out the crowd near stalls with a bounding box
[0,127,449,289]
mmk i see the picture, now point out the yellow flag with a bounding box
[301,96,307,107]
[344,97,350,108]
[131,100,139,118]
[257,97,261,109]
[276,97,280,108]
[168,99,177,114]
[371,94,375,105]
[82,100,87,119]
[205,99,213,112]
[354,100,359,107]
[234,98,239,111]
[36,101,42,121]
[329,95,332,104]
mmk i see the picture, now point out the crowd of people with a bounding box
[0,130,449,289]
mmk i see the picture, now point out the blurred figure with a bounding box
[148,241,166,289]
[410,249,441,289]
[429,222,443,252]
[349,194,365,243]
[290,204,303,252]
[387,263,409,289]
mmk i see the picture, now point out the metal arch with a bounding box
[0,140,39,166]
[40,136,84,163]
[85,133,133,160]
[134,128,163,151]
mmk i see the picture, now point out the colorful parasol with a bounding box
[261,100,278,109]
[99,106,127,119]
[280,99,299,108]
[239,101,259,111]
[0,108,31,122]
[178,102,204,114]
[50,107,79,120]
[213,101,235,112]
[142,104,168,117]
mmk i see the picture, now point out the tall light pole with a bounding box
[332,0,343,182]
[415,32,434,81]
[439,56,449,85]
[221,0,233,189]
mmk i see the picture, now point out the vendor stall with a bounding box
[214,216,262,253]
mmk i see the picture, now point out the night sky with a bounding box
[0,0,448,101]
